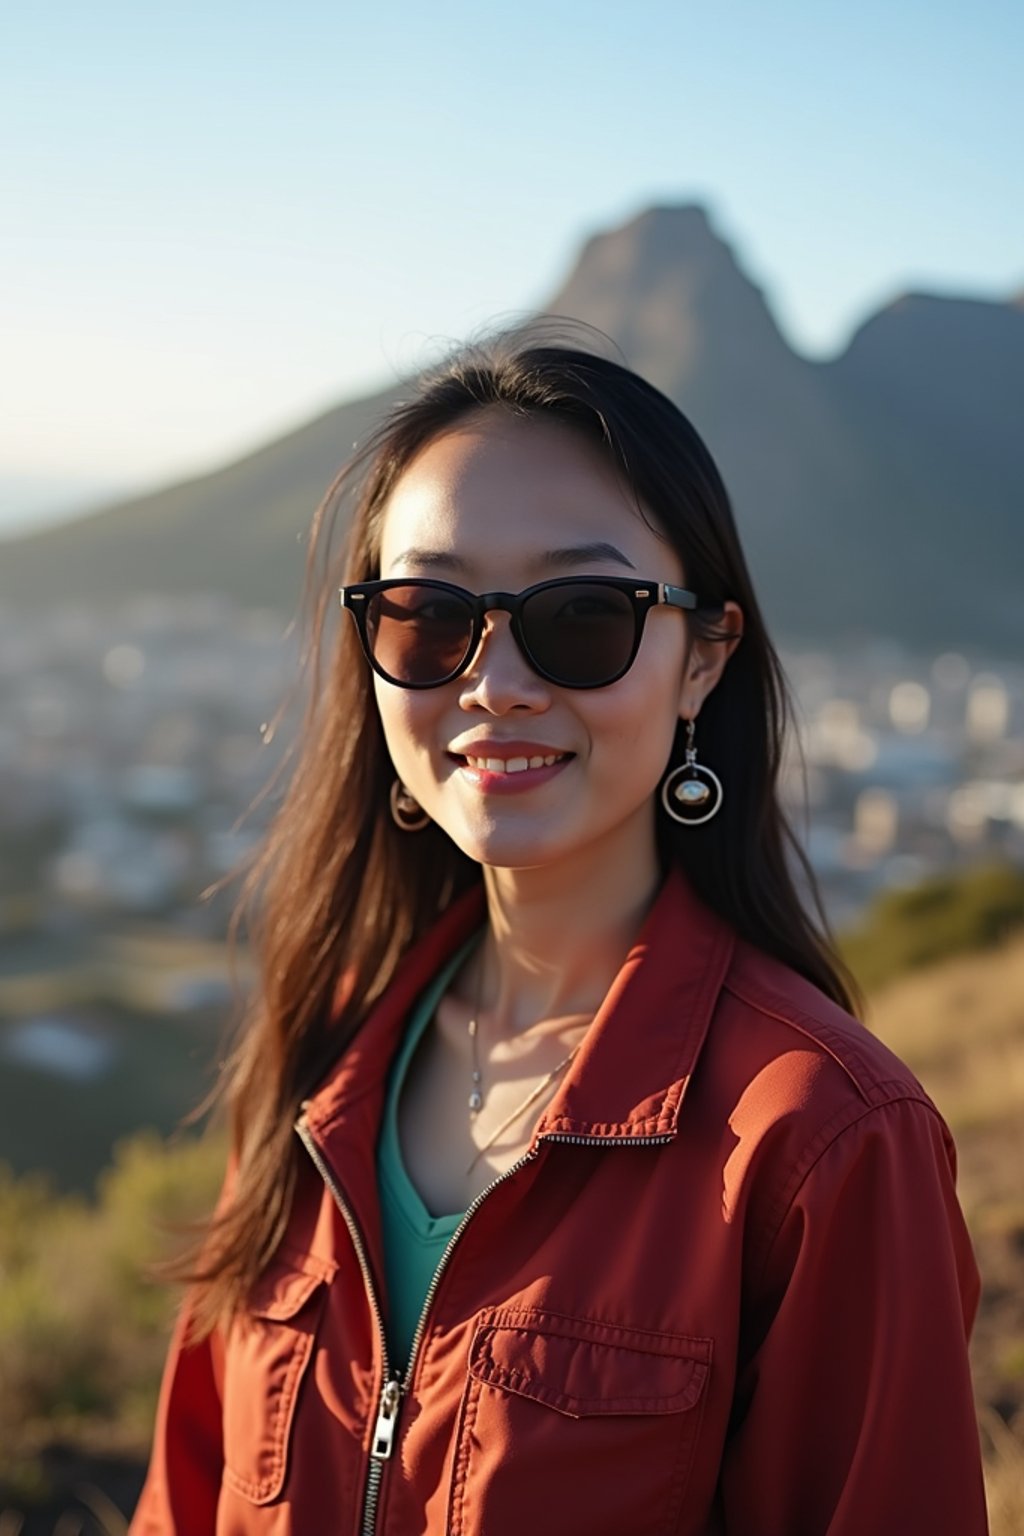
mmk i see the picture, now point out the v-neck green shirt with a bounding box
[375,928,482,1373]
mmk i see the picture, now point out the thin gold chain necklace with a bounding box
[464,939,589,1174]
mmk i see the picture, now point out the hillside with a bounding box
[0,384,401,619]
[866,937,1024,1532]
[0,204,1021,650]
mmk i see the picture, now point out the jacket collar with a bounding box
[303,863,734,1146]
[534,863,735,1140]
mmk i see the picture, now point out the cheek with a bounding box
[584,672,682,783]
[372,683,431,771]
[369,678,445,786]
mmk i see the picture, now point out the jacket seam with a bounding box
[723,972,934,1108]
[753,1094,952,1294]
[472,1356,701,1415]
[480,1310,713,1359]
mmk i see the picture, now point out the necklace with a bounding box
[464,938,589,1174]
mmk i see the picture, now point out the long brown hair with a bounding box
[177,326,860,1337]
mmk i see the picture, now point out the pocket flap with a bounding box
[468,1307,711,1419]
[245,1259,327,1322]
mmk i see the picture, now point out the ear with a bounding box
[678,601,744,718]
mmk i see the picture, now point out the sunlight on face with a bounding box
[373,409,696,883]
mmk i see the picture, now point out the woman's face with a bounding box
[372,408,739,879]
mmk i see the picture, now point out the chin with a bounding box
[444,822,576,873]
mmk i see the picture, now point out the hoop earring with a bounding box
[390,778,430,831]
[660,718,723,826]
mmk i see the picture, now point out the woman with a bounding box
[131,335,988,1534]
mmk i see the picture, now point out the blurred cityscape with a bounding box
[781,642,1023,928]
[2,594,1022,949]
[0,595,297,944]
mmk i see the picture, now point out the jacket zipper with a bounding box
[295,1112,543,1535]
[295,1116,673,1534]
[295,1115,395,1536]
[398,1143,542,1395]
[540,1131,674,1147]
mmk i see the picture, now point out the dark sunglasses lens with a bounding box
[523,583,637,685]
[366,585,474,684]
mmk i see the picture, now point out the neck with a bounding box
[473,810,664,1037]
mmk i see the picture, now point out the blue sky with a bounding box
[2,0,1021,534]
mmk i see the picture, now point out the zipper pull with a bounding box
[370,1377,401,1460]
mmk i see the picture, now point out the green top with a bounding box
[376,927,482,1373]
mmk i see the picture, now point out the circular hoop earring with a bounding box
[389,778,431,832]
[660,718,723,826]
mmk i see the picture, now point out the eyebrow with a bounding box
[387,541,638,574]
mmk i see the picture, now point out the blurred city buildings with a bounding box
[1,596,1021,946]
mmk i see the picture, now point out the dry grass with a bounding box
[867,933,1024,1536]
[865,932,1024,1134]
[0,1481,128,1535]
[980,1404,1024,1535]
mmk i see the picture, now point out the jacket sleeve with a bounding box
[128,1152,237,1535]
[128,1290,226,1534]
[719,1094,989,1535]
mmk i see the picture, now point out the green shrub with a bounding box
[0,1129,226,1495]
[841,860,1024,992]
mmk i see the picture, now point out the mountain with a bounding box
[541,207,880,637]
[0,205,1020,650]
[822,293,1024,647]
[544,208,1024,647]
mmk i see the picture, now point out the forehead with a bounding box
[378,409,678,579]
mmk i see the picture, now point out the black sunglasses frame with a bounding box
[339,575,701,690]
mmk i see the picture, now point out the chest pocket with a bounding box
[222,1253,330,1505]
[448,1306,712,1536]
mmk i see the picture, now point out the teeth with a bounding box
[464,752,567,773]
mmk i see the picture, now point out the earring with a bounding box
[660,718,723,826]
[389,778,430,831]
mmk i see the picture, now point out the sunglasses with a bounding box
[339,575,701,690]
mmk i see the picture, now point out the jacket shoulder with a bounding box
[703,940,956,1275]
[719,937,936,1117]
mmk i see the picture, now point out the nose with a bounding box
[457,611,551,713]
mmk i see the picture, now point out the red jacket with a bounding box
[131,865,988,1534]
